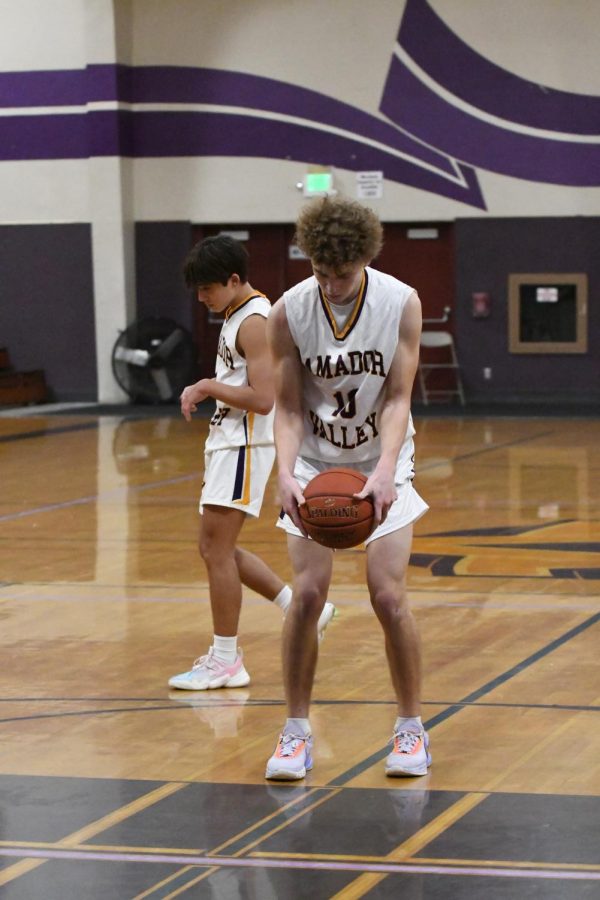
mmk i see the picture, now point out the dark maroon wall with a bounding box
[135,221,194,330]
[0,224,97,401]
[455,217,600,405]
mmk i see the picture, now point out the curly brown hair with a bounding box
[294,196,383,269]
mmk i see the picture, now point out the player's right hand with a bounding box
[278,472,307,536]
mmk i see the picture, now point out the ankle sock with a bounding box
[212,634,238,664]
[394,715,423,734]
[284,717,311,738]
[273,585,292,614]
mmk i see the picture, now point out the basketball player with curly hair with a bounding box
[265,197,430,780]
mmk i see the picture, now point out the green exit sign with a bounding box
[304,172,333,195]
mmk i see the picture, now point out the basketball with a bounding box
[299,467,374,549]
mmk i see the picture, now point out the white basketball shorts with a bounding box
[200,444,276,518]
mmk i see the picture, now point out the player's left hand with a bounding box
[355,470,397,529]
[180,381,210,422]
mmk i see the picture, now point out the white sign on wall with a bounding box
[356,171,383,200]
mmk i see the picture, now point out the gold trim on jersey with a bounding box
[233,412,254,506]
[318,270,368,341]
[225,291,268,322]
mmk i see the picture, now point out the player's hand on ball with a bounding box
[278,472,307,535]
[355,470,397,528]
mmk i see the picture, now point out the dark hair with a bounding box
[183,235,249,287]
[294,196,383,268]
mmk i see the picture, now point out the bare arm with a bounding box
[180,314,274,421]
[266,297,307,532]
[355,290,422,525]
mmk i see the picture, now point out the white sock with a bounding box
[272,585,292,614]
[212,634,238,664]
[284,717,311,737]
[394,715,423,734]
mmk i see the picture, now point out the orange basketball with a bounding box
[299,467,374,549]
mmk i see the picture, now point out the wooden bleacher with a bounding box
[0,347,48,406]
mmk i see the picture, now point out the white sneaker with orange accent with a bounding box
[265,732,313,780]
[385,729,431,777]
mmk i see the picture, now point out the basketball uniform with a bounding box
[201,293,275,518]
[277,267,428,542]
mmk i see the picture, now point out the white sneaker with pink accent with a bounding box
[168,647,250,690]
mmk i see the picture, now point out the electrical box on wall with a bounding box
[472,292,491,318]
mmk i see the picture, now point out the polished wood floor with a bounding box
[0,408,599,898]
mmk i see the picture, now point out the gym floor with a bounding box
[0,408,599,898]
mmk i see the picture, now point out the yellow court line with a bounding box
[417,856,600,873]
[0,841,62,849]
[77,842,205,856]
[251,851,396,862]
[159,867,223,900]
[132,787,340,899]
[132,864,198,900]
[229,788,344,858]
[329,792,488,899]
[209,787,335,855]
[55,782,188,847]
[0,840,204,856]
[0,782,188,889]
[481,716,577,792]
[0,859,46,887]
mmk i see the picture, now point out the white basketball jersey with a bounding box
[283,267,416,473]
[205,293,274,451]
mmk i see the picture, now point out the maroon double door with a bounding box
[192,222,454,378]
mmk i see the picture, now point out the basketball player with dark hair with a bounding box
[168,235,335,692]
[265,198,430,779]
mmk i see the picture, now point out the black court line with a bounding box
[421,520,576,537]
[0,525,581,546]
[0,471,199,524]
[2,694,599,726]
[0,420,100,443]
[0,535,197,546]
[327,610,600,786]
[450,429,557,463]
[3,582,598,600]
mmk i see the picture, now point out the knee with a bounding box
[370,587,410,625]
[198,533,230,567]
[291,583,326,623]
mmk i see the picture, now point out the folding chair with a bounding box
[418,331,465,405]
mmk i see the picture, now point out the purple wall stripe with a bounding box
[132,112,484,206]
[0,62,487,206]
[0,104,486,207]
[126,66,455,176]
[0,114,89,159]
[0,64,454,174]
[398,0,600,136]
[0,69,88,107]
[0,111,135,159]
[0,64,132,106]
[381,57,600,186]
